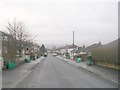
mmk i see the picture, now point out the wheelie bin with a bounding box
[25,48,30,63]
[66,54,70,59]
[76,57,82,63]
[86,56,92,65]
[7,61,15,69]
[25,55,30,63]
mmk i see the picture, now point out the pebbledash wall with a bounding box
[0,31,2,89]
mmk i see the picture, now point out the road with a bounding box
[14,54,117,88]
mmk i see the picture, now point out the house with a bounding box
[0,31,17,68]
[64,44,78,52]
[0,31,42,69]
[0,31,2,54]
[75,45,87,61]
[64,44,78,59]
[86,42,102,51]
[0,31,3,68]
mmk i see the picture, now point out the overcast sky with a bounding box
[0,0,119,48]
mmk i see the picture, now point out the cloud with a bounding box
[0,0,118,48]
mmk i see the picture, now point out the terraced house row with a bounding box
[0,31,46,69]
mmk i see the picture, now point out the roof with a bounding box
[75,46,87,53]
[86,42,102,51]
[65,44,78,49]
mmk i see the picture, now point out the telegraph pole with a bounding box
[73,31,74,45]
[72,31,74,60]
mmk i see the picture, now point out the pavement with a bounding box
[56,55,119,85]
[2,56,45,88]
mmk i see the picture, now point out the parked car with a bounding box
[44,53,48,57]
[52,53,57,56]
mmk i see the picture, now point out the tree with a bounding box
[6,19,30,42]
[5,19,36,57]
[40,44,46,55]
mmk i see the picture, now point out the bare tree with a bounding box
[5,19,39,44]
[5,19,36,57]
[6,19,30,42]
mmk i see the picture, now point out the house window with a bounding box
[3,47,8,53]
[3,35,8,41]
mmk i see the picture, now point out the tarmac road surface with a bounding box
[14,54,118,88]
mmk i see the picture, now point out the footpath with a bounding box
[57,55,119,85]
[2,57,44,88]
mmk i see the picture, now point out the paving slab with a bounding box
[57,56,119,85]
[2,57,44,88]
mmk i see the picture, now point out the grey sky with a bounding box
[0,0,119,48]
